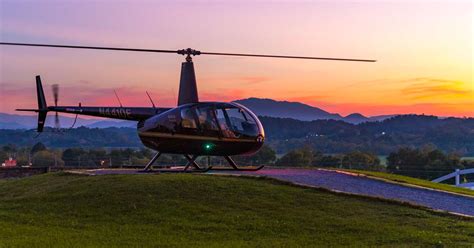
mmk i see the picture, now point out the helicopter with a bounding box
[0,42,375,172]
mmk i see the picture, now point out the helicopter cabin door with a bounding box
[195,106,221,138]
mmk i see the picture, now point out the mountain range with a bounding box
[0,113,135,130]
[1,97,400,129]
[235,98,395,123]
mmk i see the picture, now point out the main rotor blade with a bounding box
[0,42,376,62]
[200,51,376,62]
[0,42,178,54]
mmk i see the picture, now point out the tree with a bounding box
[313,154,341,167]
[109,148,138,167]
[342,151,381,170]
[2,145,16,154]
[138,148,154,159]
[87,149,108,166]
[32,150,64,167]
[387,147,463,179]
[234,145,277,165]
[62,148,87,166]
[276,147,313,167]
[31,142,47,155]
[0,150,8,162]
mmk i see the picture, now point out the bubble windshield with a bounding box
[178,103,263,139]
[217,106,258,138]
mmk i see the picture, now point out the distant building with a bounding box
[2,157,17,167]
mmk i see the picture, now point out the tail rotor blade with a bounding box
[52,84,59,107]
[55,112,60,129]
[52,84,60,130]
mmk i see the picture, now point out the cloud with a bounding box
[401,78,472,100]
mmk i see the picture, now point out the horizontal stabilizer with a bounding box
[16,108,40,112]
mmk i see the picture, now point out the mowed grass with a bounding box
[0,173,472,247]
[343,169,474,197]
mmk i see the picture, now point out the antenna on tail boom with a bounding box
[146,91,156,109]
[114,90,124,107]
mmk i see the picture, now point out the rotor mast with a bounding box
[177,48,201,105]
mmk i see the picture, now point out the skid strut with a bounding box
[141,153,210,173]
[141,153,262,173]
[183,154,201,171]
[143,152,161,171]
[209,156,264,171]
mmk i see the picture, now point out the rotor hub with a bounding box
[177,48,201,62]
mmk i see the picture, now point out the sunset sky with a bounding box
[0,0,472,117]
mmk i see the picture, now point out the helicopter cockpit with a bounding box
[139,102,264,142]
[138,102,264,155]
[178,102,264,140]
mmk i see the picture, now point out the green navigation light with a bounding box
[204,143,213,150]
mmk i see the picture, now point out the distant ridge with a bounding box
[234,98,394,124]
[234,98,342,121]
[343,113,370,124]
[0,113,134,129]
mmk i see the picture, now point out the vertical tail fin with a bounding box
[177,60,199,106]
[36,76,47,110]
[36,76,48,132]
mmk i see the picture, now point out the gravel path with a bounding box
[230,168,474,216]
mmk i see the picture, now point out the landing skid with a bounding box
[141,153,264,173]
[141,152,210,173]
[208,165,264,171]
[208,156,264,171]
[140,166,212,173]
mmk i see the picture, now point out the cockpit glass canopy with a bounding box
[179,103,262,138]
[196,106,219,131]
[180,108,197,129]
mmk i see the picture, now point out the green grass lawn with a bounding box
[0,173,472,247]
[343,169,474,197]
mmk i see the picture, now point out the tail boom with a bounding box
[17,75,171,132]
[48,106,170,121]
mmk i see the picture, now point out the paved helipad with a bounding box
[74,167,474,216]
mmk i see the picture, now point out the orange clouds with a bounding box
[401,78,472,101]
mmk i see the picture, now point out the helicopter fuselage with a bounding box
[46,101,265,156]
[138,102,265,156]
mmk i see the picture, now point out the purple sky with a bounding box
[1,0,472,117]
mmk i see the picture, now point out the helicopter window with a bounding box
[215,109,230,130]
[224,107,258,137]
[241,111,256,124]
[180,108,197,129]
[215,108,237,138]
[196,107,219,131]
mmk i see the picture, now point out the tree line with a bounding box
[3,142,471,181]
[1,115,473,156]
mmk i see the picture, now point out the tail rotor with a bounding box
[52,84,60,130]
[17,76,77,133]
